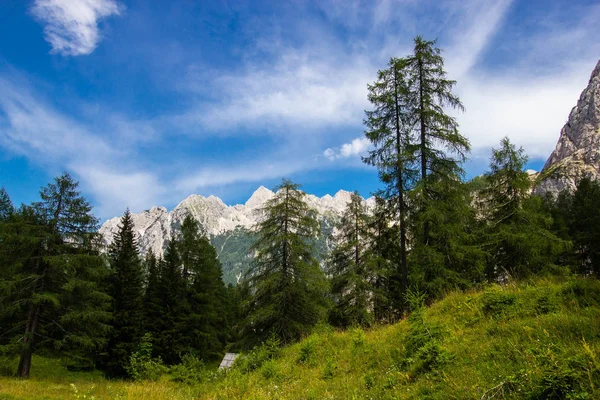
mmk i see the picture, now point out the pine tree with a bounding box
[105,209,145,377]
[363,57,418,298]
[0,173,110,377]
[328,192,376,328]
[242,179,329,346]
[483,138,567,280]
[405,36,469,244]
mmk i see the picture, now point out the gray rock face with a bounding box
[535,60,600,195]
[98,187,372,258]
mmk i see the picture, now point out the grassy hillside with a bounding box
[1,277,599,399]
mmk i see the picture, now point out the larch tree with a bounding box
[363,57,418,298]
[404,36,469,244]
[0,173,110,377]
[242,179,329,346]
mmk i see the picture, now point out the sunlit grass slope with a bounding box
[1,277,599,399]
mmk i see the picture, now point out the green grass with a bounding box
[2,276,599,399]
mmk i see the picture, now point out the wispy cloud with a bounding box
[31,0,123,56]
[184,51,374,133]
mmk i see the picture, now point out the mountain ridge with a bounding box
[99,187,374,260]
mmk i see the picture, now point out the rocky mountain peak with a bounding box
[535,60,600,195]
[245,186,274,209]
[99,186,370,259]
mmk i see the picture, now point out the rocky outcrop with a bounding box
[535,60,600,195]
[98,186,372,257]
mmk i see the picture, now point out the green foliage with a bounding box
[567,177,600,277]
[0,187,14,221]
[297,336,317,364]
[0,173,110,378]
[1,278,600,399]
[125,333,167,381]
[409,178,486,299]
[403,289,449,377]
[480,289,516,319]
[327,192,377,328]
[169,354,205,384]
[104,209,145,377]
[242,179,329,346]
[234,334,281,373]
[482,138,569,280]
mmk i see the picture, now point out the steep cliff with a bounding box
[536,60,600,194]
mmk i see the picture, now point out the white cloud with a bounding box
[445,0,514,78]
[191,52,373,132]
[71,165,167,219]
[324,137,371,160]
[456,60,595,160]
[31,0,122,56]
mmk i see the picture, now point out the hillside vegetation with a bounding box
[1,276,599,399]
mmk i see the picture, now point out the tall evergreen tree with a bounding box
[405,36,469,244]
[242,179,329,346]
[154,240,187,364]
[363,57,417,298]
[367,195,398,322]
[105,209,145,377]
[0,173,110,377]
[328,192,376,328]
[178,215,228,360]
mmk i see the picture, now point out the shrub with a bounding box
[170,354,205,385]
[563,279,600,308]
[235,334,281,373]
[481,289,516,319]
[297,337,317,364]
[126,333,167,381]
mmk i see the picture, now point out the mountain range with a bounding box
[99,188,374,284]
[99,59,600,284]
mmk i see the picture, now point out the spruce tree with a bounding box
[0,173,110,377]
[242,179,329,346]
[105,209,145,377]
[154,240,187,364]
[483,138,567,280]
[328,192,376,328]
[178,214,228,360]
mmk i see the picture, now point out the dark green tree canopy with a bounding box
[242,179,329,346]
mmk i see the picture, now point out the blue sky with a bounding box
[0,0,599,221]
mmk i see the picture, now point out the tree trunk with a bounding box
[17,304,40,378]
[393,68,409,296]
[418,57,430,245]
